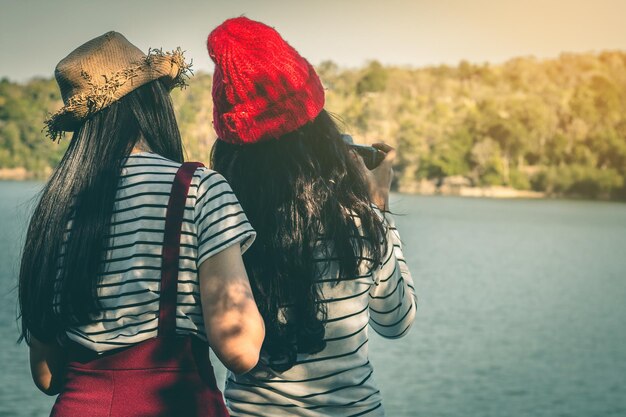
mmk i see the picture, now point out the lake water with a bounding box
[1,181,625,417]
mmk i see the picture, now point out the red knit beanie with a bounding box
[207,17,325,144]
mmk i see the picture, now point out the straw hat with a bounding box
[45,31,192,141]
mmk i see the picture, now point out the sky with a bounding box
[1,0,625,82]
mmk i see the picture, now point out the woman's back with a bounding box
[226,211,416,417]
[62,151,256,351]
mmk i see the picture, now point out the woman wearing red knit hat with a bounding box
[207,17,417,417]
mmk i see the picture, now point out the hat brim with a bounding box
[44,48,192,140]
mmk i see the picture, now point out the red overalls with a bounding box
[50,163,230,417]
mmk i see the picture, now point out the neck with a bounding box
[131,137,151,154]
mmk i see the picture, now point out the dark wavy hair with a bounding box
[18,80,184,344]
[211,110,387,371]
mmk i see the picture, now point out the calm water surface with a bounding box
[1,181,625,417]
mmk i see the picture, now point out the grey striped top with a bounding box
[225,209,417,417]
[56,151,256,352]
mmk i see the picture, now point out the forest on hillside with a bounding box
[1,51,626,199]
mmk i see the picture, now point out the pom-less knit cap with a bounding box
[207,17,325,144]
[45,31,192,141]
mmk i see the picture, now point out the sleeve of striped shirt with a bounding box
[194,169,257,267]
[368,209,417,338]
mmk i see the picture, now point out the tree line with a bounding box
[1,51,625,199]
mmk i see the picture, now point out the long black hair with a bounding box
[211,110,387,371]
[18,80,184,344]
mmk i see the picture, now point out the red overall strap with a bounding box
[158,162,204,337]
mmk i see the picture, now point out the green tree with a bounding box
[356,61,388,95]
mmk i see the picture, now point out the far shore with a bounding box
[416,186,545,199]
[399,178,622,201]
[398,178,546,199]
[0,167,33,181]
[4,168,623,201]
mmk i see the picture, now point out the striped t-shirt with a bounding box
[57,151,256,352]
[225,210,417,417]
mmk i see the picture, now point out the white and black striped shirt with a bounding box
[57,152,256,352]
[225,210,417,417]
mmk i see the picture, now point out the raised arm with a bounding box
[368,212,417,338]
[352,142,417,338]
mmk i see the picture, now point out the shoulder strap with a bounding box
[158,162,204,337]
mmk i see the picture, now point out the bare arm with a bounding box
[199,244,265,375]
[29,336,65,395]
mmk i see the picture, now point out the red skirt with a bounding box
[50,337,230,417]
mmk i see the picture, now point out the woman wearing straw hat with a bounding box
[206,17,418,417]
[18,31,264,416]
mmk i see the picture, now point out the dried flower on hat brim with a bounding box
[44,48,193,142]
